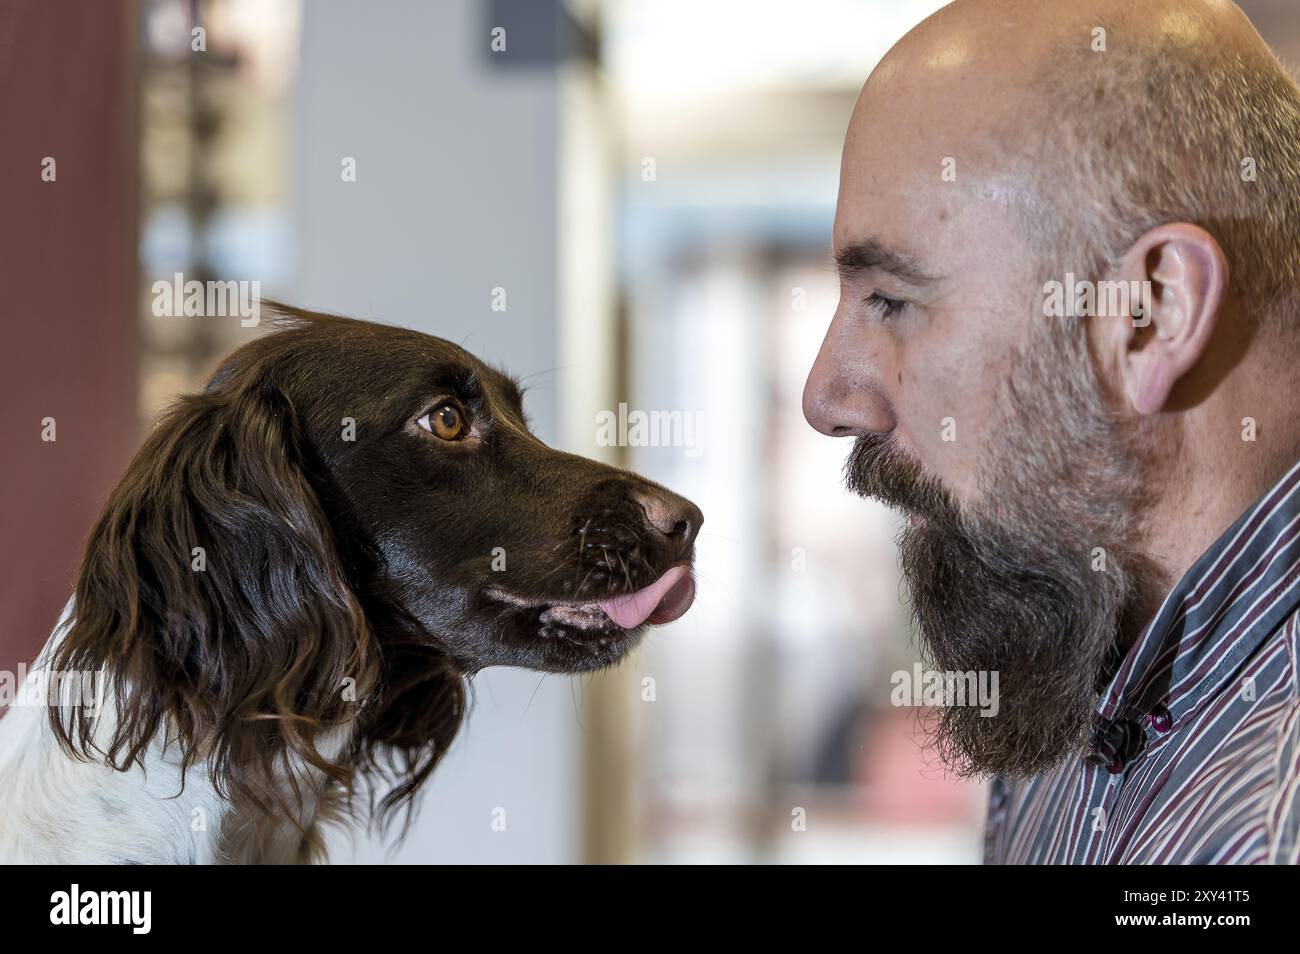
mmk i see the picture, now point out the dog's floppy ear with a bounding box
[50,373,380,817]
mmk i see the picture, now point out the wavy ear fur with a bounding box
[49,374,380,821]
[353,639,468,831]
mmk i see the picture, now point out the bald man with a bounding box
[804,0,1300,864]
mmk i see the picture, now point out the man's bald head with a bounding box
[858,0,1300,334]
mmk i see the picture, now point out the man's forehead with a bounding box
[835,144,1035,241]
[832,155,951,256]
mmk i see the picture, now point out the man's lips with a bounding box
[597,565,695,629]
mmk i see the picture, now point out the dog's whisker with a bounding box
[577,518,592,560]
[522,673,548,717]
[686,570,735,606]
[575,563,601,597]
[695,531,741,544]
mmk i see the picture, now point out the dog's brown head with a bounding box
[50,304,701,826]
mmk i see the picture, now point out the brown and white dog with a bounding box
[0,306,701,863]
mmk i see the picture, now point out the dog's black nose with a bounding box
[632,487,703,551]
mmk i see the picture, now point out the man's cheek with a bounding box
[901,385,987,504]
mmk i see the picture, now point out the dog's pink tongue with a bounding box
[598,566,695,629]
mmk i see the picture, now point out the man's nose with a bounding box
[802,329,894,438]
[632,487,703,552]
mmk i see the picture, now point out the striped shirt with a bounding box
[983,460,1300,864]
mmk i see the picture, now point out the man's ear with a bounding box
[1104,223,1229,416]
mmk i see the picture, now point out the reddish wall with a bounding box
[0,2,138,676]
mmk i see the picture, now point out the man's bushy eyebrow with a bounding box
[834,238,938,285]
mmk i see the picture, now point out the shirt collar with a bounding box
[1095,458,1300,737]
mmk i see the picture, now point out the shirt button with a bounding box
[1147,705,1173,733]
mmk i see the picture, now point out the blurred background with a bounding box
[3,0,1298,864]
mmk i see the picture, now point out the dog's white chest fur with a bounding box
[0,606,346,865]
[0,699,227,863]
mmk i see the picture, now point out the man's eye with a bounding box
[864,292,907,320]
[417,404,467,441]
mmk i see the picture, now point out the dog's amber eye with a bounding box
[419,404,467,441]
